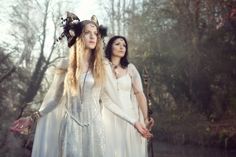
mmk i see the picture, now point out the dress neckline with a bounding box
[116,72,130,80]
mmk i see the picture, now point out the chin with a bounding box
[91,46,96,49]
[86,45,96,49]
[115,54,125,58]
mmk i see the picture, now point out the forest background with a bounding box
[0,0,236,156]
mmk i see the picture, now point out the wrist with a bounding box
[133,120,140,127]
[30,111,41,122]
[144,116,149,121]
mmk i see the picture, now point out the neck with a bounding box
[83,49,92,67]
[82,49,92,69]
[111,56,121,66]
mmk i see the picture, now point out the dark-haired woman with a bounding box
[101,35,154,157]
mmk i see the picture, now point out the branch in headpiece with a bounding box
[56,12,108,47]
[99,25,108,38]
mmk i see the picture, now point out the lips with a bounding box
[89,41,96,44]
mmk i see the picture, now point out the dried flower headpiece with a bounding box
[57,12,107,47]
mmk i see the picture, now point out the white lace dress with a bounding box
[101,63,148,157]
[31,59,136,157]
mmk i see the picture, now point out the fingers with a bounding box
[139,124,153,139]
[10,117,32,134]
[10,122,20,131]
[146,122,153,131]
[12,118,26,126]
[135,122,146,135]
[142,130,153,139]
[138,126,147,135]
[150,117,155,126]
[134,121,154,139]
[146,117,155,131]
[146,131,153,139]
[10,126,22,133]
[139,125,152,139]
[10,123,24,131]
[142,132,152,139]
[142,128,152,138]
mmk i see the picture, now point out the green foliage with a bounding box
[103,0,236,147]
[126,0,236,116]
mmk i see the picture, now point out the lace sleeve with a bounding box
[38,59,67,116]
[128,63,143,94]
[128,63,148,120]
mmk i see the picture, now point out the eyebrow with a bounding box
[115,40,125,43]
[89,24,96,27]
[85,28,97,32]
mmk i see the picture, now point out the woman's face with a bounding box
[111,38,126,58]
[83,23,98,49]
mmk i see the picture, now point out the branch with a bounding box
[0,52,14,63]
[0,66,16,84]
[48,56,65,65]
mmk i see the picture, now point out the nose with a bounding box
[90,34,94,39]
[90,32,97,39]
[120,46,125,50]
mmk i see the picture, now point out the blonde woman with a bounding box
[10,13,151,157]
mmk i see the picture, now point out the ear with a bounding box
[91,15,99,25]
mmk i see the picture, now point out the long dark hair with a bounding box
[105,35,129,68]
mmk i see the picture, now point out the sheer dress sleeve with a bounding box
[128,63,143,94]
[39,59,67,116]
[128,63,148,121]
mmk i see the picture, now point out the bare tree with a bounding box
[18,0,65,117]
[111,0,116,34]
[10,0,38,68]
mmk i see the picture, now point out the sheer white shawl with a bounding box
[31,59,67,157]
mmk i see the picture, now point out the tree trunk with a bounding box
[18,0,51,118]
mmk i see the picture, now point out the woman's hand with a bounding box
[134,121,153,139]
[10,117,33,135]
[145,117,155,131]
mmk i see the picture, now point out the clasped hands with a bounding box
[145,117,154,131]
[134,117,154,139]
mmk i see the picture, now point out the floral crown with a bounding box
[57,12,107,47]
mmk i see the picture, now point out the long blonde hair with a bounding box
[64,24,105,96]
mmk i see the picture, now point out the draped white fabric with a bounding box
[31,59,137,157]
[101,63,148,157]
